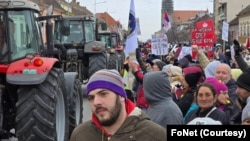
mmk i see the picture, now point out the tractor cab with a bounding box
[54,16,95,49]
[0,2,41,63]
[98,32,119,49]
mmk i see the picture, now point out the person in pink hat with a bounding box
[185,77,240,124]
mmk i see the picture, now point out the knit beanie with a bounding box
[183,65,204,85]
[154,61,166,70]
[236,71,250,92]
[178,57,189,68]
[204,77,228,95]
[185,72,201,87]
[86,69,126,98]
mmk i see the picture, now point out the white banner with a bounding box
[222,21,229,42]
[151,33,169,55]
[178,46,192,60]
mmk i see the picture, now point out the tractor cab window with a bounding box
[0,13,7,61]
[99,34,111,48]
[6,10,39,61]
[111,35,117,48]
[84,21,94,43]
[65,21,84,43]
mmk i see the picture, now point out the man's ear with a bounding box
[120,95,126,102]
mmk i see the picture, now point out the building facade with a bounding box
[214,0,250,43]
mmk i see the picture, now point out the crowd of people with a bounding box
[70,39,250,140]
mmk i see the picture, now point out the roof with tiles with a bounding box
[96,12,118,26]
[70,0,93,16]
[31,0,65,12]
[71,7,92,16]
[173,10,208,24]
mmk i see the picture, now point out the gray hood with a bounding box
[204,60,221,77]
[143,71,172,104]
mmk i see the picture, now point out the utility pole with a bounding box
[93,0,106,28]
[94,0,106,14]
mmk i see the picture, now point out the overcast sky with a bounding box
[76,0,213,41]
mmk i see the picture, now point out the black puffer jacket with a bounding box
[185,106,230,125]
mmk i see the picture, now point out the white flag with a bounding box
[125,0,138,56]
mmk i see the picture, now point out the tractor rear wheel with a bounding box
[108,53,119,70]
[16,68,69,141]
[88,52,107,77]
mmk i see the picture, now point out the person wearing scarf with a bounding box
[70,69,166,141]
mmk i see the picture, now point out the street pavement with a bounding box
[82,97,91,122]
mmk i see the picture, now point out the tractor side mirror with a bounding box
[61,19,70,36]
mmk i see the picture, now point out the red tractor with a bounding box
[0,0,82,140]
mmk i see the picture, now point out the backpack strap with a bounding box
[205,107,217,117]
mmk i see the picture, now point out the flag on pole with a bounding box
[162,11,171,32]
[125,0,138,56]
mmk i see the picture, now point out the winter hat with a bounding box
[152,59,162,64]
[146,54,160,66]
[154,61,166,70]
[183,65,204,85]
[204,60,221,77]
[86,69,126,98]
[178,57,189,68]
[204,77,228,95]
[185,72,201,87]
[162,64,173,73]
[187,117,222,125]
[242,97,250,121]
[236,71,250,92]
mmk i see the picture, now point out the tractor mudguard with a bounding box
[6,57,58,85]
[64,72,83,136]
[64,72,78,98]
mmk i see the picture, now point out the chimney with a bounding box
[77,2,79,5]
[72,0,76,3]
